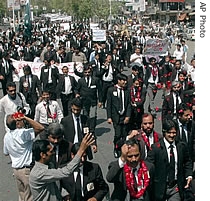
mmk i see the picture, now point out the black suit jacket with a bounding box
[106,86,132,123]
[19,74,42,104]
[175,119,195,163]
[76,76,102,107]
[40,65,59,92]
[111,54,121,72]
[89,60,102,79]
[106,160,155,201]
[60,113,96,160]
[161,92,184,122]
[63,51,73,62]
[56,74,78,98]
[50,139,73,169]
[146,139,193,201]
[0,58,15,82]
[61,161,109,201]
[23,47,35,61]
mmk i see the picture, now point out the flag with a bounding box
[24,0,32,41]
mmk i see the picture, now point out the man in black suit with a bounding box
[176,103,195,167]
[0,51,18,95]
[60,97,97,160]
[19,65,42,119]
[23,42,35,62]
[89,52,102,80]
[46,122,73,168]
[101,54,120,107]
[40,58,59,100]
[144,56,162,116]
[162,80,184,122]
[111,48,122,73]
[56,66,78,117]
[75,64,102,134]
[63,46,74,63]
[60,142,109,201]
[106,73,131,158]
[146,119,193,201]
[106,138,155,201]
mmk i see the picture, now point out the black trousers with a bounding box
[102,80,113,106]
[60,93,74,117]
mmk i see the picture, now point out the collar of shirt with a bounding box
[115,84,123,90]
[164,137,175,149]
[132,164,140,172]
[73,113,81,121]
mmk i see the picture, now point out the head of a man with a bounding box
[131,65,139,77]
[141,113,155,136]
[83,64,92,78]
[32,140,55,164]
[23,65,32,76]
[62,66,69,76]
[177,103,192,125]
[47,122,64,146]
[124,139,141,168]
[71,142,87,167]
[134,47,141,55]
[162,119,177,144]
[117,73,127,88]
[6,82,17,100]
[171,81,181,95]
[42,90,51,102]
[71,97,82,117]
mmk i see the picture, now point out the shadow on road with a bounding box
[95,127,111,137]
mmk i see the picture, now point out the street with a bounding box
[0,40,195,201]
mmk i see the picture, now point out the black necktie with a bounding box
[119,88,123,112]
[75,168,82,201]
[86,76,89,87]
[132,168,138,192]
[76,117,82,142]
[181,125,187,143]
[46,102,51,117]
[176,94,179,110]
[26,76,30,89]
[168,144,175,183]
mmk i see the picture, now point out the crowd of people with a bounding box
[0,19,195,201]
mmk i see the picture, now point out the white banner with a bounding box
[11,60,83,82]
[92,29,106,41]
[144,38,169,55]
[7,0,21,10]
[139,0,146,12]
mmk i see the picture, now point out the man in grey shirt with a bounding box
[29,133,94,201]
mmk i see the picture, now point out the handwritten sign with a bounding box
[144,38,169,55]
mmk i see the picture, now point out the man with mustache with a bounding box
[106,138,155,201]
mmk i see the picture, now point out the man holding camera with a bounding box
[0,81,31,132]
[3,113,44,201]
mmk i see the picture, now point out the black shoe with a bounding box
[113,149,120,158]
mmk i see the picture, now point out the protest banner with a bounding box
[144,38,169,55]
[11,59,83,82]
[92,29,106,41]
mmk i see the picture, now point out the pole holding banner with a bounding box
[24,0,32,42]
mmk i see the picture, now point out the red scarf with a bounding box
[141,131,159,150]
[130,86,142,112]
[151,64,158,78]
[124,161,150,199]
